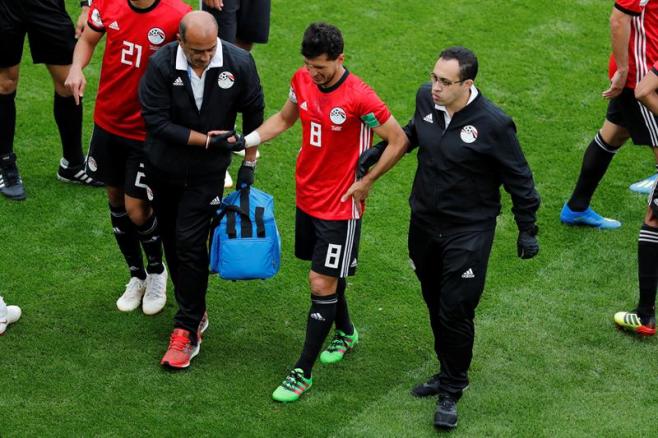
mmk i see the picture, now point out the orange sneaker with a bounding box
[161,328,199,369]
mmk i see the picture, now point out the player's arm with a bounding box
[340,116,409,204]
[75,3,90,39]
[202,0,224,10]
[243,99,300,149]
[602,6,632,99]
[65,22,104,105]
[635,68,658,114]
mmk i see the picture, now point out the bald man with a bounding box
[139,10,265,369]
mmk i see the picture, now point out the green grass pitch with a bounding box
[2,0,658,435]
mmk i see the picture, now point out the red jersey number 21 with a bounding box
[121,41,142,68]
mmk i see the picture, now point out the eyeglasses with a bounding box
[430,73,464,87]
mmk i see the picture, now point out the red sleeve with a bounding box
[87,0,106,32]
[357,82,391,128]
[289,70,301,104]
[614,0,643,16]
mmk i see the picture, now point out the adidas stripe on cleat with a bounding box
[614,311,656,336]
[57,158,104,187]
[320,328,358,365]
[272,368,312,403]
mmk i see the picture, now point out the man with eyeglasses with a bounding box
[354,46,540,429]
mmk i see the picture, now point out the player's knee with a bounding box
[644,207,658,228]
[0,73,18,94]
[308,272,337,295]
[125,202,150,226]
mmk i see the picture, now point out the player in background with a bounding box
[560,0,658,228]
[0,0,101,201]
[65,0,191,315]
[240,22,407,402]
[612,60,658,336]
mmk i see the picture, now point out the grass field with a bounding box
[2,0,658,436]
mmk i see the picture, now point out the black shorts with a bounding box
[295,208,361,278]
[86,124,150,200]
[203,0,271,44]
[606,87,658,147]
[0,0,76,67]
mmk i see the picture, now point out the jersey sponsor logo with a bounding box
[87,156,98,172]
[460,125,478,143]
[423,113,434,123]
[300,101,308,111]
[91,9,103,28]
[173,77,184,86]
[330,107,347,125]
[108,21,120,31]
[461,268,475,279]
[147,28,166,45]
[218,71,235,89]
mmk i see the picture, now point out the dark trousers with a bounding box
[408,221,495,398]
[147,163,224,335]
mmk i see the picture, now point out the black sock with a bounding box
[637,224,658,322]
[0,92,16,156]
[136,213,164,275]
[294,294,337,378]
[53,93,84,166]
[334,278,354,335]
[110,204,146,280]
[567,133,619,212]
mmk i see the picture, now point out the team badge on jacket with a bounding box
[460,125,478,143]
[330,107,347,125]
[218,71,235,89]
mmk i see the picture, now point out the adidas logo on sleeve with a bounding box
[461,268,475,279]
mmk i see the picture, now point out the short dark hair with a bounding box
[439,46,478,81]
[301,22,344,60]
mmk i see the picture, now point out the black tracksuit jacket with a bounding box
[405,83,540,234]
[138,40,264,178]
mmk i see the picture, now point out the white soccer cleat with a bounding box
[143,267,168,315]
[116,277,146,312]
[0,296,21,335]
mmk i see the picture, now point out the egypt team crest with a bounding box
[147,28,166,45]
[330,107,346,125]
[460,125,478,143]
[218,71,235,89]
[87,156,97,172]
[91,9,103,28]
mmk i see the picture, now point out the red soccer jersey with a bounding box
[87,0,191,141]
[609,0,658,88]
[290,68,391,220]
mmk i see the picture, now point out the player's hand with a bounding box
[64,68,86,106]
[341,179,372,215]
[203,0,224,10]
[357,141,388,179]
[602,69,628,99]
[75,7,89,39]
[236,163,255,189]
[517,225,539,259]
[207,130,246,152]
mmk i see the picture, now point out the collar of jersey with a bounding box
[317,68,350,94]
[175,38,223,72]
[434,85,479,113]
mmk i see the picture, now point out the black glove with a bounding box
[517,225,539,259]
[208,131,246,152]
[236,163,255,189]
[357,140,388,179]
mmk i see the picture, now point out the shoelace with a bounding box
[1,164,20,185]
[282,370,306,391]
[168,332,190,352]
[327,334,350,352]
[438,397,455,410]
[145,275,166,298]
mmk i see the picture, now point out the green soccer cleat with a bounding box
[320,327,359,365]
[272,368,312,403]
[614,310,656,336]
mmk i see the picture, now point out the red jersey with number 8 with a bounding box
[290,68,391,220]
[610,0,658,88]
[87,0,190,141]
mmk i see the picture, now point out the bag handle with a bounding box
[255,207,265,237]
[238,187,252,238]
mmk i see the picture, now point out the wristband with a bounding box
[244,131,261,148]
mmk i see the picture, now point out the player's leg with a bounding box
[628,145,658,194]
[161,175,222,369]
[235,0,271,51]
[561,116,628,228]
[614,184,658,336]
[432,229,495,430]
[0,65,24,201]
[320,219,361,365]
[124,148,167,315]
[203,0,239,43]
